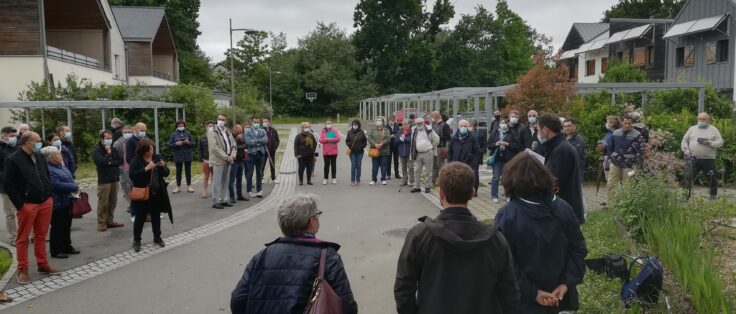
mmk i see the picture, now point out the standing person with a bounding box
[522,109,544,155]
[229,124,247,203]
[46,133,61,149]
[598,116,620,208]
[294,122,317,186]
[114,126,135,221]
[488,118,522,203]
[410,118,440,193]
[630,111,650,143]
[208,114,236,209]
[494,153,588,313]
[125,122,147,164]
[564,118,587,180]
[262,118,280,183]
[319,120,341,185]
[92,130,124,231]
[110,118,124,142]
[199,121,214,198]
[244,117,268,198]
[230,193,358,314]
[346,119,367,186]
[386,114,401,180]
[488,110,501,138]
[168,120,195,194]
[469,120,486,196]
[0,127,18,245]
[607,114,645,206]
[4,132,61,284]
[129,139,171,252]
[431,111,451,184]
[310,128,320,178]
[395,162,520,314]
[368,116,391,185]
[57,125,77,178]
[41,146,80,259]
[681,112,724,200]
[396,119,414,187]
[537,114,585,223]
[18,124,30,137]
[448,119,479,168]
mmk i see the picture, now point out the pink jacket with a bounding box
[319,127,342,156]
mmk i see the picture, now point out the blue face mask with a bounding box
[7,136,17,146]
[138,132,146,138]
[177,127,185,132]
[252,123,260,129]
[123,133,133,140]
[459,127,468,134]
[697,121,708,129]
[103,139,113,146]
[52,140,62,148]
[33,142,42,152]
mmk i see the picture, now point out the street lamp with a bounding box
[229,19,260,126]
[269,69,281,113]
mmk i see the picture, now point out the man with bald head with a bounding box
[681,112,724,200]
[521,109,544,154]
[125,122,147,164]
[448,119,479,169]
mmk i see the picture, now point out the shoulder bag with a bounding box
[70,192,92,216]
[304,248,343,314]
[368,129,383,159]
[129,164,154,201]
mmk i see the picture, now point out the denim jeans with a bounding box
[228,160,244,199]
[246,153,265,193]
[350,152,363,183]
[371,155,388,182]
[491,160,506,198]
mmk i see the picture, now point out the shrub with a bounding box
[646,84,733,119]
[599,60,647,83]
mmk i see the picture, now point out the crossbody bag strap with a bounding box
[318,248,327,279]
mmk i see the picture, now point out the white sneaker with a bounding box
[160,214,164,219]
[322,179,327,185]
[257,191,263,197]
[381,180,387,185]
[332,179,337,184]
[369,181,376,185]
[273,179,279,184]
[131,216,135,223]
[249,191,257,198]
[492,198,499,203]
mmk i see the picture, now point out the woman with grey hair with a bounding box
[368,116,391,185]
[41,146,81,258]
[231,193,357,314]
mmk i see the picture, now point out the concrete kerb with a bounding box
[0,242,18,291]
[0,128,299,310]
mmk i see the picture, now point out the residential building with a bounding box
[606,18,673,82]
[559,23,610,83]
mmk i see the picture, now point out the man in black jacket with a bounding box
[564,118,587,180]
[92,130,124,231]
[387,114,402,179]
[395,162,520,314]
[448,119,480,168]
[262,118,280,183]
[538,114,585,223]
[0,126,18,245]
[4,132,61,284]
[431,111,451,184]
[470,120,486,196]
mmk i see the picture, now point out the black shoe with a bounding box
[229,198,236,204]
[153,238,165,248]
[299,182,304,186]
[212,204,224,209]
[307,182,313,185]
[64,247,80,254]
[133,241,141,253]
[51,253,69,259]
[410,188,421,193]
[221,202,233,207]
[395,175,402,179]
[237,195,247,201]
[424,188,430,193]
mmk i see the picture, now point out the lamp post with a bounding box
[229,19,259,126]
[269,69,281,113]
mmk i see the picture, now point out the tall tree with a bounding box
[602,0,685,22]
[505,54,575,115]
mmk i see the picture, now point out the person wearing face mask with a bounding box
[386,114,401,180]
[397,119,414,187]
[42,146,80,259]
[410,118,440,193]
[563,118,587,181]
[57,126,77,178]
[537,114,584,223]
[488,117,522,202]
[199,121,215,198]
[168,120,195,194]
[469,120,487,196]
[208,114,237,209]
[0,126,19,246]
[608,114,646,206]
[346,119,367,186]
[125,122,148,165]
[230,124,248,203]
[368,116,391,185]
[114,125,135,219]
[448,119,480,169]
[129,139,172,252]
[521,110,545,155]
[681,112,724,200]
[110,118,124,142]
[92,130,124,231]
[294,122,317,185]
[261,118,280,183]
[319,120,342,185]
[4,132,61,285]
[244,117,269,198]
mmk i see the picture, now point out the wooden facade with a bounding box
[127,41,151,77]
[607,20,672,82]
[0,0,41,55]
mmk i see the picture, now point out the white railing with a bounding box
[47,46,102,70]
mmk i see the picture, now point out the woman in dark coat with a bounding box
[129,138,172,252]
[168,119,195,194]
[42,146,80,258]
[293,122,317,186]
[494,153,588,313]
[345,119,367,186]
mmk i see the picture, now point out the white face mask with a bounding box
[528,116,537,124]
[326,124,332,129]
[509,117,518,125]
[352,125,358,130]
[263,122,270,128]
[375,121,383,127]
[217,120,225,128]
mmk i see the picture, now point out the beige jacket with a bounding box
[207,127,237,165]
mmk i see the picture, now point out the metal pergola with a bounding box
[0,101,185,153]
[359,82,709,124]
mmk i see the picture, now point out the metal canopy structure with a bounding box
[606,24,653,45]
[359,82,708,124]
[663,13,729,39]
[0,100,185,153]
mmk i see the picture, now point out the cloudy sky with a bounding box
[198,0,618,63]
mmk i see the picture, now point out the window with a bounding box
[646,46,655,65]
[617,51,624,62]
[676,46,694,67]
[114,54,120,78]
[601,57,608,73]
[684,45,694,66]
[717,39,729,63]
[707,41,717,64]
[676,47,684,67]
[633,47,646,66]
[586,59,596,76]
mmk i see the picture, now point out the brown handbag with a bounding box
[345,131,361,156]
[70,192,92,216]
[129,164,154,201]
[304,248,343,314]
[368,129,383,159]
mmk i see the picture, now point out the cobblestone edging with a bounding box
[0,128,298,310]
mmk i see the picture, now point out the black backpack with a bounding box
[585,253,628,281]
[620,256,664,308]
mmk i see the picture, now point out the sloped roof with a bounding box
[573,23,610,42]
[111,6,166,41]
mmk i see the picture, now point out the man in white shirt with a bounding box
[411,118,440,193]
[681,112,724,200]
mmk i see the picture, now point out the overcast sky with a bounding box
[198,0,618,63]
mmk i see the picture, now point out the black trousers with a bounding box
[387,148,400,177]
[264,150,277,180]
[50,207,72,255]
[175,161,192,186]
[323,155,337,179]
[473,162,480,193]
[133,196,162,242]
[685,158,718,197]
[297,156,313,184]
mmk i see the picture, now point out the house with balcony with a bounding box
[663,0,735,100]
[111,6,178,85]
[559,23,610,83]
[606,18,673,82]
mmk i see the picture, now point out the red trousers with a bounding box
[15,198,53,270]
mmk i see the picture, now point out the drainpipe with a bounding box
[38,0,51,89]
[124,44,130,83]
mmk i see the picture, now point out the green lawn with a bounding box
[0,248,11,279]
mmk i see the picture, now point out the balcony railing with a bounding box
[153,70,172,81]
[47,46,102,70]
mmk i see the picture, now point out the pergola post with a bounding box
[175,108,179,121]
[66,108,72,131]
[182,107,186,122]
[486,93,493,128]
[642,92,648,109]
[101,108,106,131]
[698,88,705,113]
[452,96,458,118]
[154,106,160,154]
[611,89,617,106]
[40,109,45,139]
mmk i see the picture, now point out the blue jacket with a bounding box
[609,128,645,169]
[47,163,79,211]
[231,237,358,314]
[168,130,195,162]
[244,127,268,156]
[396,129,412,157]
[60,143,77,178]
[495,196,588,313]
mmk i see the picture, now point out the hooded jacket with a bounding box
[495,196,588,313]
[395,207,520,314]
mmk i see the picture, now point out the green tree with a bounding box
[602,0,685,22]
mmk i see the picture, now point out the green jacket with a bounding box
[368,127,391,156]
